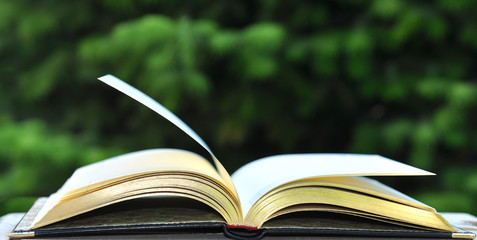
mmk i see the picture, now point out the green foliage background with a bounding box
[1,0,476,215]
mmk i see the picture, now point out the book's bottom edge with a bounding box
[10,225,475,240]
[265,228,474,239]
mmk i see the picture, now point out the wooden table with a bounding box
[2,213,476,239]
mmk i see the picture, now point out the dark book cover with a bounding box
[9,197,475,239]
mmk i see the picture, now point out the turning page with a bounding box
[98,75,238,197]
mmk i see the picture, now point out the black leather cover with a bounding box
[10,197,471,239]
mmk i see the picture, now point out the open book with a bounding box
[9,75,476,239]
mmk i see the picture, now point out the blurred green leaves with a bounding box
[80,15,213,110]
[0,116,117,212]
[1,0,477,216]
[240,23,285,80]
[312,33,340,76]
[19,50,68,101]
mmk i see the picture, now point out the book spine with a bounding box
[223,225,265,240]
[226,224,258,231]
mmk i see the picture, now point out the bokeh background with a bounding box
[1,0,476,216]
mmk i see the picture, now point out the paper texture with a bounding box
[231,153,434,215]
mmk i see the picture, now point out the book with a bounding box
[9,75,476,239]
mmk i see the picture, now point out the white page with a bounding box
[231,153,434,215]
[97,75,237,196]
[98,75,213,155]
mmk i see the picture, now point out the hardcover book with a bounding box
[9,75,476,239]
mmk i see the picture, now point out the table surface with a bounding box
[2,212,477,240]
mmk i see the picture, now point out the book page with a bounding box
[231,153,433,215]
[32,148,228,228]
[97,75,238,198]
[58,149,223,194]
